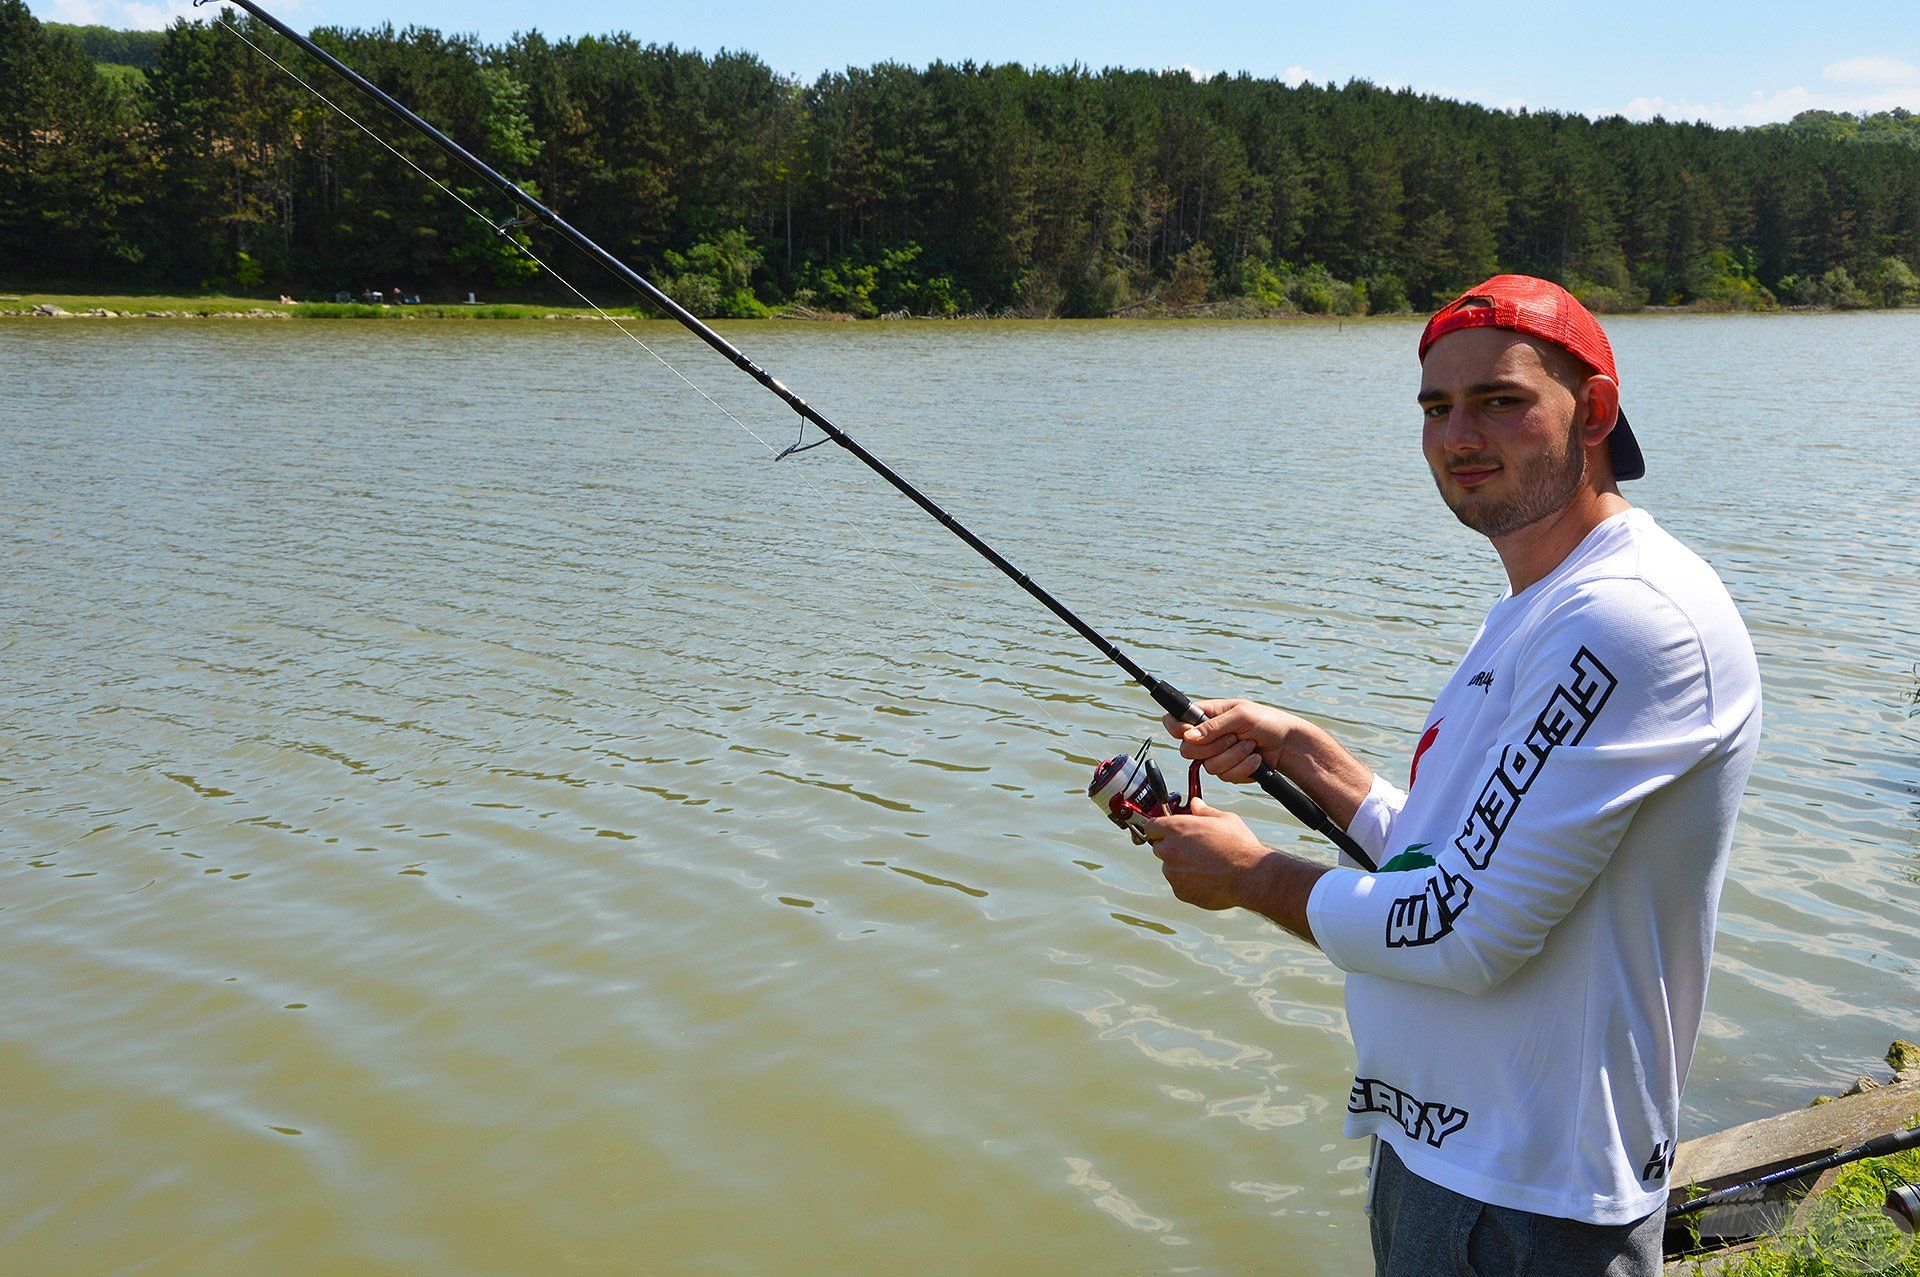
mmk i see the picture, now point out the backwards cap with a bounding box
[1418,274,1644,481]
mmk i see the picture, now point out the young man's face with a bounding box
[1417,328,1590,540]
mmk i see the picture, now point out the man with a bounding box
[1141,275,1761,1275]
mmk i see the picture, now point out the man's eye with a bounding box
[1422,403,1450,418]
[1484,396,1520,409]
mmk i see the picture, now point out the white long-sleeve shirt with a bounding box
[1306,508,1761,1224]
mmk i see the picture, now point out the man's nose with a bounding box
[1440,406,1485,451]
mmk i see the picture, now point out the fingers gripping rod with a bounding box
[203,0,1374,869]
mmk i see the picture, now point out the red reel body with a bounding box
[1088,742,1203,836]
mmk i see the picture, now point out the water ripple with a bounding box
[2,314,1916,1273]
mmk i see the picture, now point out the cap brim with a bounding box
[1608,410,1645,481]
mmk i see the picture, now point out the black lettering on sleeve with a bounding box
[1383,649,1620,950]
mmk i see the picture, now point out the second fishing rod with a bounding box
[199,0,1375,870]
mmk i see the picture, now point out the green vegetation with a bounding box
[42,21,163,69]
[5,2,1920,318]
[1771,108,1920,150]
[2,291,294,314]
[286,300,646,319]
[0,291,681,319]
[1680,1119,1920,1277]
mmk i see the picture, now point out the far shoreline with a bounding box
[4,291,1915,324]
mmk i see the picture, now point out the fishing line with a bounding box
[217,13,1101,760]
[198,0,1376,867]
[214,17,783,458]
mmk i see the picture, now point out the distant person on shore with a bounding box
[1142,275,1761,1275]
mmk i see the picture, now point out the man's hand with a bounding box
[1138,798,1273,911]
[1139,798,1328,944]
[1161,699,1304,783]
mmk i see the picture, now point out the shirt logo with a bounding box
[1469,670,1494,692]
[1349,1076,1471,1147]
[1642,1140,1675,1183]
[1385,647,1619,950]
[1409,719,1443,787]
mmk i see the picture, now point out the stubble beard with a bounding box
[1438,423,1588,540]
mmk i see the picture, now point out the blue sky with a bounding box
[34,0,1920,126]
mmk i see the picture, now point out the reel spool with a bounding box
[1088,740,1203,838]
[1888,1180,1918,1235]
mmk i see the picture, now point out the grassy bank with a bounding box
[6,290,1918,322]
[0,292,663,320]
[1680,1118,1920,1276]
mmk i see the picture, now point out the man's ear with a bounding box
[1580,376,1621,447]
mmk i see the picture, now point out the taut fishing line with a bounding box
[198,0,1377,868]
[212,9,1099,784]
[212,4,1121,806]
[212,18,783,458]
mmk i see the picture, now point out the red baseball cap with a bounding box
[1418,275,1645,481]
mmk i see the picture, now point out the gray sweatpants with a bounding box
[1367,1140,1665,1276]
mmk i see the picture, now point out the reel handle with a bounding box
[1152,680,1378,872]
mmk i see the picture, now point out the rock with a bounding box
[1888,1040,1920,1073]
[32,303,70,317]
[1837,1075,1882,1098]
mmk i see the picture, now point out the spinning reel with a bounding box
[1087,740,1203,840]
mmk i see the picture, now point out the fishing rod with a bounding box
[196,0,1376,870]
[1667,1125,1920,1219]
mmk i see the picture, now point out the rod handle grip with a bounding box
[1253,764,1377,871]
[1857,1126,1920,1160]
[1152,680,1206,727]
[1154,679,1377,870]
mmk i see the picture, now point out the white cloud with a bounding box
[35,0,213,28]
[1822,56,1920,88]
[1614,56,1920,126]
[43,0,106,21]
[118,0,197,28]
[1168,63,1318,86]
[1429,84,1532,113]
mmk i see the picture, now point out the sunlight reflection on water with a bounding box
[1,313,1916,1273]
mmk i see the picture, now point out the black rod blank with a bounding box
[1668,1125,1920,1218]
[198,0,1374,869]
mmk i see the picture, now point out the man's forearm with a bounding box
[1235,850,1331,947]
[1278,720,1378,832]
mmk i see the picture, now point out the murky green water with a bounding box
[3,314,1917,1274]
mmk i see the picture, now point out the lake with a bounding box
[3,313,1917,1273]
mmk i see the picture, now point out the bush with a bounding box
[1690,249,1777,311]
[1772,274,1813,306]
[1568,257,1647,313]
[1568,281,1646,313]
[1162,244,1215,309]
[1074,263,1132,316]
[1861,255,1920,307]
[1235,258,1289,310]
[1227,259,1370,314]
[660,229,772,318]
[1365,271,1412,314]
[1290,262,1367,315]
[794,241,969,317]
[1813,266,1872,310]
